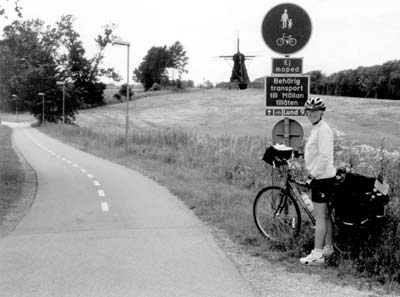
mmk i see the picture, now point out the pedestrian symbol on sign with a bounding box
[281,9,289,29]
[281,9,293,30]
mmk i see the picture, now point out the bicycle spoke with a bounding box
[253,187,301,243]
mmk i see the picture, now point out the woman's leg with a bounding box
[324,213,333,247]
[313,202,328,250]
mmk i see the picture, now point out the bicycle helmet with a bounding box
[304,96,326,111]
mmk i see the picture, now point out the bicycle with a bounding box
[275,34,297,47]
[253,145,390,245]
[253,151,314,243]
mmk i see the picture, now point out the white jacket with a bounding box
[304,120,336,179]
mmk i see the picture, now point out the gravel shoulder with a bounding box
[209,227,398,297]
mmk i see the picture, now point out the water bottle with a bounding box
[301,193,313,212]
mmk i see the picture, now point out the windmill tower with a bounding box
[219,37,255,89]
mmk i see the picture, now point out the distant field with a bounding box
[78,88,400,150]
[0,112,34,123]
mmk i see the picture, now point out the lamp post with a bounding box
[56,81,66,124]
[11,94,18,120]
[38,92,45,125]
[112,39,131,153]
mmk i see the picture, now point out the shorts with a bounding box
[311,177,336,203]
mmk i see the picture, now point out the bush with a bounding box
[151,83,161,91]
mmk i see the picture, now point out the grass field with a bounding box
[79,88,400,150]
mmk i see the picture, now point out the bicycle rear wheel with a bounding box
[253,186,301,242]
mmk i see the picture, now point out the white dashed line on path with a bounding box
[101,202,109,212]
[25,130,110,214]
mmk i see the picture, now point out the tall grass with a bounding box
[41,123,400,287]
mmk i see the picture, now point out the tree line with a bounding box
[0,14,119,123]
[0,2,190,123]
[307,60,400,100]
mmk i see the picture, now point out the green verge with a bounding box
[39,123,400,292]
[0,125,37,237]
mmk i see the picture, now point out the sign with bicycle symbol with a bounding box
[261,3,312,55]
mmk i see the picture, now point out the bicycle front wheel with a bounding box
[253,186,301,242]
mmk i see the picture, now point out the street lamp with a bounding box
[38,92,45,125]
[112,39,131,153]
[11,94,18,120]
[56,81,66,124]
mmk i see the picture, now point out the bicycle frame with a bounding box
[275,162,316,225]
[287,179,315,225]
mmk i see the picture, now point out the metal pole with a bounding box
[125,44,130,153]
[42,94,45,125]
[15,97,17,119]
[62,84,65,124]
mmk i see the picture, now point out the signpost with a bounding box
[261,3,311,186]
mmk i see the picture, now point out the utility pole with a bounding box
[112,39,131,153]
[38,92,45,125]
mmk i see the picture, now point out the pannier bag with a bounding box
[262,144,293,167]
[333,172,389,226]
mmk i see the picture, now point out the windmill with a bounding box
[219,37,255,89]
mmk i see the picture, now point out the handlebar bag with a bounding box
[262,145,293,166]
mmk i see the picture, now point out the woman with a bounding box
[300,96,337,265]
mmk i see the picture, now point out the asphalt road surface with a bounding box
[0,123,258,297]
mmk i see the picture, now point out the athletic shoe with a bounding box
[299,249,324,265]
[323,245,334,257]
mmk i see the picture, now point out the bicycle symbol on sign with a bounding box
[276,34,297,47]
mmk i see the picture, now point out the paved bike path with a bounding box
[0,123,258,297]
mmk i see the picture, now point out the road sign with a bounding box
[283,109,306,116]
[266,108,306,116]
[272,57,303,74]
[272,118,304,148]
[261,3,312,55]
[265,109,274,116]
[265,75,309,107]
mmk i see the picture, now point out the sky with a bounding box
[2,0,400,85]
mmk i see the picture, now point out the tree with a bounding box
[134,41,189,91]
[307,70,325,94]
[0,14,119,122]
[118,83,134,99]
[167,41,188,79]
[0,0,22,19]
[56,15,119,108]
[389,71,400,99]
[0,19,62,121]
[134,46,170,90]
